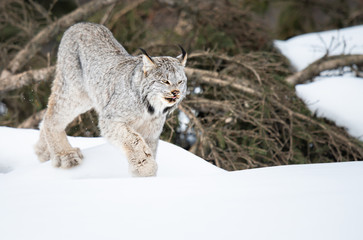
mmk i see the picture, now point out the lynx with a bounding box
[34,22,187,177]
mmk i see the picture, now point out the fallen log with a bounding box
[286,54,363,85]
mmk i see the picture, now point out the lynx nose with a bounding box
[171,89,180,96]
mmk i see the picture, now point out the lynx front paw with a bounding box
[130,158,158,177]
[52,148,83,169]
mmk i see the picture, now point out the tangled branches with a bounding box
[170,51,363,170]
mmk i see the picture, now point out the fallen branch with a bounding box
[18,109,46,129]
[286,54,363,85]
[99,3,117,25]
[0,0,122,78]
[185,67,259,96]
[189,51,262,85]
[0,66,55,92]
[108,0,146,29]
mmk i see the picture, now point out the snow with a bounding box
[296,76,363,140]
[275,25,363,140]
[274,25,363,71]
[0,127,222,179]
[1,126,363,240]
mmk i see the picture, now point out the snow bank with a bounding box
[274,25,363,140]
[274,25,363,71]
[296,76,363,140]
[1,127,363,240]
[0,127,223,178]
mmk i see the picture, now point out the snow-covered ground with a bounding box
[274,25,363,71]
[2,25,363,240]
[1,126,363,240]
[275,25,363,140]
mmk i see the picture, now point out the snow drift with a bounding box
[1,127,363,240]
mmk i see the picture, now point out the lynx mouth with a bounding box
[164,96,178,104]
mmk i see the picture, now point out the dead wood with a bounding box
[100,3,117,25]
[108,0,146,29]
[0,0,122,78]
[0,66,55,92]
[189,52,262,85]
[18,109,45,129]
[177,51,363,170]
[185,67,259,96]
[286,54,363,85]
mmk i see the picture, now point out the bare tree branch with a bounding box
[100,3,117,25]
[189,51,262,85]
[108,0,146,29]
[0,66,55,92]
[18,109,46,129]
[185,67,259,96]
[286,54,363,85]
[0,0,122,78]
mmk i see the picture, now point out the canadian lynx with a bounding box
[35,22,187,177]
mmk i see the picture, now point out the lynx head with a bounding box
[140,46,187,115]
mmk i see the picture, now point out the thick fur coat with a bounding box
[35,22,187,177]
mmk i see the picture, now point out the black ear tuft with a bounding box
[177,45,187,66]
[178,45,186,60]
[140,48,155,64]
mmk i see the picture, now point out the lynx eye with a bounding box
[178,80,183,85]
[162,80,171,85]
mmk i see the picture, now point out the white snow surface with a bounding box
[274,25,363,140]
[274,25,363,71]
[1,126,363,240]
[296,76,363,140]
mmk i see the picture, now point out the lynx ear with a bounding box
[176,45,187,67]
[140,48,156,74]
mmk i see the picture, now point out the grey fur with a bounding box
[34,22,187,177]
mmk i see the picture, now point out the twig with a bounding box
[178,103,224,168]
[100,3,117,25]
[271,98,363,158]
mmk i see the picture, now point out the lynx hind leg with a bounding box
[39,83,92,168]
[34,122,51,162]
[43,107,86,168]
[99,120,158,177]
